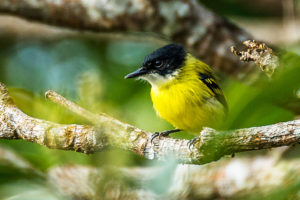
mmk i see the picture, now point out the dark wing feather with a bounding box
[198,72,228,112]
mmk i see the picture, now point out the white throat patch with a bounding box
[139,70,180,88]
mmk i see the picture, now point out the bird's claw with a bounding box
[150,129,181,144]
[187,137,200,150]
[150,132,160,143]
[151,130,177,143]
[150,131,172,144]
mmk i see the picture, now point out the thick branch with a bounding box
[0,0,254,79]
[1,82,300,165]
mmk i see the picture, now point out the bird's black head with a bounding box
[125,44,186,80]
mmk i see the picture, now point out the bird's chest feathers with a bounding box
[151,85,182,118]
[150,79,203,121]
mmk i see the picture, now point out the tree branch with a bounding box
[48,151,300,200]
[0,0,255,80]
[1,81,300,165]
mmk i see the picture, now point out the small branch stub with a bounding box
[231,40,279,76]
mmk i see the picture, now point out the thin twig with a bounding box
[45,90,101,124]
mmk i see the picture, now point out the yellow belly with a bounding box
[151,81,224,133]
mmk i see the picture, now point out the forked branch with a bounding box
[0,82,300,165]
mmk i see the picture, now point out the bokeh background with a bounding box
[0,0,300,199]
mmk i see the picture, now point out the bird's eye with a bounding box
[155,60,163,68]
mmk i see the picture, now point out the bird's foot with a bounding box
[150,129,180,143]
[150,131,169,143]
[187,136,200,150]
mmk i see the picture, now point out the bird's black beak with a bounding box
[124,67,148,79]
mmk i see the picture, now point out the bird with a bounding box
[125,44,227,143]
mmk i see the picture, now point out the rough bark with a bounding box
[0,0,254,80]
[1,82,300,165]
